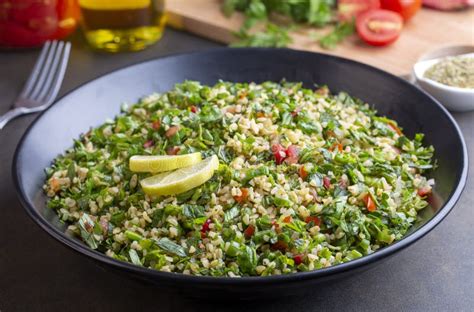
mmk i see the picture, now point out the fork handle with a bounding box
[0,107,30,130]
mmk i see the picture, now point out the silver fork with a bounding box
[0,40,71,130]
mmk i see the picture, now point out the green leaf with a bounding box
[78,213,101,250]
[237,245,257,274]
[182,204,205,219]
[231,23,292,48]
[224,206,240,222]
[129,249,143,266]
[156,238,187,257]
[319,21,355,50]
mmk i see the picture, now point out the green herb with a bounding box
[237,245,257,274]
[223,0,352,49]
[231,23,292,48]
[78,213,101,250]
[224,206,240,222]
[319,21,355,50]
[129,249,143,266]
[156,238,187,257]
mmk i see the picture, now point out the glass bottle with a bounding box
[78,0,167,52]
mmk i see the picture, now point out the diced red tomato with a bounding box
[200,218,212,238]
[380,0,421,21]
[283,216,292,223]
[338,0,381,21]
[143,140,154,148]
[271,240,288,251]
[244,225,255,238]
[304,216,321,226]
[165,126,179,138]
[234,188,249,204]
[329,142,343,152]
[363,193,377,212]
[417,186,432,197]
[356,9,403,46]
[299,166,309,180]
[151,120,161,130]
[166,146,181,155]
[293,254,304,265]
[271,143,287,165]
[323,176,332,189]
[284,145,299,164]
[190,105,199,113]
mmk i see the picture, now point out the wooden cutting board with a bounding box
[166,0,474,75]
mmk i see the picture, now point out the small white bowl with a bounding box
[412,46,474,112]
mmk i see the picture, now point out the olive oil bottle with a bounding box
[79,0,166,52]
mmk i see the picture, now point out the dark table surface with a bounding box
[0,29,473,312]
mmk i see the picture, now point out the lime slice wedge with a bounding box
[140,155,219,196]
[129,152,202,173]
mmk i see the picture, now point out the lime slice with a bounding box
[129,153,202,173]
[140,155,219,196]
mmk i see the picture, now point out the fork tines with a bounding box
[15,40,71,109]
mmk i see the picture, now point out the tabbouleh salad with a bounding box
[44,81,435,277]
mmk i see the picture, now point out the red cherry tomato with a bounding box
[0,0,79,47]
[356,9,403,46]
[338,0,381,21]
[380,0,421,21]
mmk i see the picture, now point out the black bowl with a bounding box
[13,48,468,297]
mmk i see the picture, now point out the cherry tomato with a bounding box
[380,0,421,21]
[0,0,79,47]
[338,0,381,21]
[356,9,403,46]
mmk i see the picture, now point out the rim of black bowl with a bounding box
[12,48,468,287]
